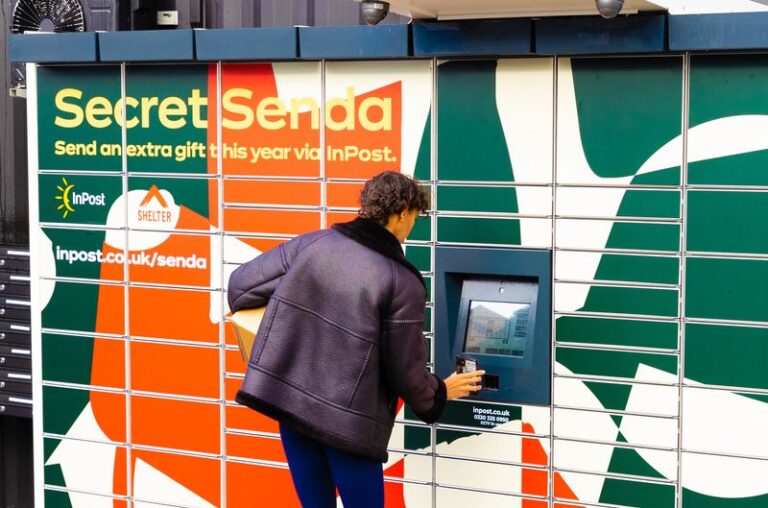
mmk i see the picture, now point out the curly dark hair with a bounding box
[359,171,430,226]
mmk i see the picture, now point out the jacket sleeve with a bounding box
[227,233,314,313]
[381,266,447,424]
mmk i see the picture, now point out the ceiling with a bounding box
[384,0,667,20]
[379,0,768,20]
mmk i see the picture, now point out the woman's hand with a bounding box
[444,371,485,400]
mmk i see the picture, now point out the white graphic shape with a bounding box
[221,235,263,315]
[46,403,117,506]
[105,189,181,250]
[496,58,554,185]
[642,114,768,175]
[133,458,216,508]
[682,385,768,498]
[555,59,637,311]
[273,62,323,115]
[496,58,555,248]
[38,228,56,309]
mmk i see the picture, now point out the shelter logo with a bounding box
[137,184,173,224]
[54,176,106,219]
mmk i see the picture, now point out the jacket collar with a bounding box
[332,216,426,289]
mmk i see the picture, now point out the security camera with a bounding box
[596,0,624,19]
[361,1,390,26]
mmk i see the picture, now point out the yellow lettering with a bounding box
[359,97,391,131]
[114,97,140,129]
[188,89,208,129]
[140,97,159,129]
[222,88,254,130]
[159,97,187,129]
[257,97,286,130]
[326,87,355,131]
[85,96,113,129]
[290,97,320,129]
[54,88,84,128]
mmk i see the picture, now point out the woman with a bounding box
[228,171,484,507]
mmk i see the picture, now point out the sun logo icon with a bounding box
[55,177,76,218]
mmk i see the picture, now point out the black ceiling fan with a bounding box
[11,0,86,34]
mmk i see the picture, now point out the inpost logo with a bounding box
[54,177,106,219]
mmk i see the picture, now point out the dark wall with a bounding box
[0,416,34,508]
[208,0,409,28]
[128,0,408,29]
[1,0,28,247]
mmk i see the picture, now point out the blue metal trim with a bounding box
[99,29,195,62]
[669,13,768,51]
[298,24,410,59]
[413,19,531,57]
[9,33,98,63]
[195,27,298,61]
[536,15,667,55]
[20,12,768,64]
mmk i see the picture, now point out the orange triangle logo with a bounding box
[139,185,169,208]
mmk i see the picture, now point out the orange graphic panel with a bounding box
[223,179,321,207]
[112,447,128,497]
[93,283,126,335]
[225,376,244,402]
[226,404,279,434]
[88,338,126,389]
[223,208,321,235]
[225,348,247,376]
[226,433,287,463]
[128,286,219,343]
[206,65,220,227]
[219,63,321,177]
[131,396,220,455]
[326,82,402,179]
[126,233,217,288]
[227,461,301,508]
[224,323,240,347]
[130,341,219,399]
[327,181,365,209]
[327,211,358,227]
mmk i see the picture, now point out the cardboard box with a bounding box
[230,306,266,361]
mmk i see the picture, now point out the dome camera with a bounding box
[596,0,624,19]
[361,1,390,26]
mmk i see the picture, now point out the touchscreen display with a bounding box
[464,300,531,357]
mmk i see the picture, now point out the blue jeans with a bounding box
[279,422,384,508]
